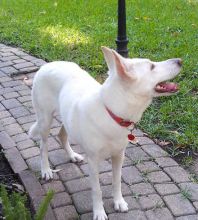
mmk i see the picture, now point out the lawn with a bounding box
[0,0,197,151]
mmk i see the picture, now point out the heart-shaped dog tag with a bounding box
[128,134,135,140]
[128,134,138,144]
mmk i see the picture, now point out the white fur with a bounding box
[29,47,181,220]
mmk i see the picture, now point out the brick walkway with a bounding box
[0,43,198,220]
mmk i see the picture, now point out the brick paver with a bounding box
[125,146,150,161]
[5,147,28,173]
[49,149,70,166]
[81,160,112,176]
[26,155,41,171]
[0,44,198,219]
[54,205,78,220]
[0,130,16,149]
[155,157,179,168]
[139,194,164,210]
[108,210,147,220]
[101,183,131,199]
[154,183,180,196]
[164,194,196,216]
[43,180,65,193]
[65,177,90,194]
[164,166,191,183]
[136,160,161,172]
[130,182,156,196]
[146,208,174,220]
[1,117,16,126]
[176,216,198,220]
[122,166,143,184]
[51,192,72,208]
[20,146,40,159]
[2,98,21,109]
[179,182,198,202]
[57,163,84,181]
[17,139,35,150]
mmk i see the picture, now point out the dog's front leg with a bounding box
[112,150,128,212]
[88,157,108,220]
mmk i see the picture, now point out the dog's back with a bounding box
[33,61,98,97]
[29,61,100,138]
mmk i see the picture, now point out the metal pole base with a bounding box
[116,0,128,58]
[116,38,129,58]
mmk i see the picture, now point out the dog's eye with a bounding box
[151,64,155,70]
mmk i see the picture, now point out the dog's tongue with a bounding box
[155,82,179,93]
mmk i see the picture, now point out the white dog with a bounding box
[29,47,182,220]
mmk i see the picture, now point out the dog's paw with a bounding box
[114,198,128,212]
[41,168,53,180]
[93,209,108,220]
[70,152,84,163]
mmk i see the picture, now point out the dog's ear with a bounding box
[101,46,115,73]
[101,46,133,80]
[111,49,130,80]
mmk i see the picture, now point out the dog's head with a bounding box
[102,46,182,98]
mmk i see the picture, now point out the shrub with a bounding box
[0,184,54,220]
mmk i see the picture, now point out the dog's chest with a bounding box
[98,137,128,159]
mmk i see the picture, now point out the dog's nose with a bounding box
[175,58,182,67]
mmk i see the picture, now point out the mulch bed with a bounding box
[154,138,198,172]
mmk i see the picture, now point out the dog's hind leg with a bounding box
[58,125,84,162]
[30,98,54,180]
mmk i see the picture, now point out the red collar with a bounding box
[105,106,134,127]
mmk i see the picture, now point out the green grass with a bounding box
[180,186,192,200]
[0,0,197,150]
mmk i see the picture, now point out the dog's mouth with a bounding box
[155,82,179,93]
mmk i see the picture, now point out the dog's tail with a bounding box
[29,122,40,139]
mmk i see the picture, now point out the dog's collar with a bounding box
[105,106,134,127]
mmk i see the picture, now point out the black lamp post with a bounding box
[116,0,128,58]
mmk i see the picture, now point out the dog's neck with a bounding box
[100,77,152,123]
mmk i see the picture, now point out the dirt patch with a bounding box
[154,138,198,182]
[0,147,33,219]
